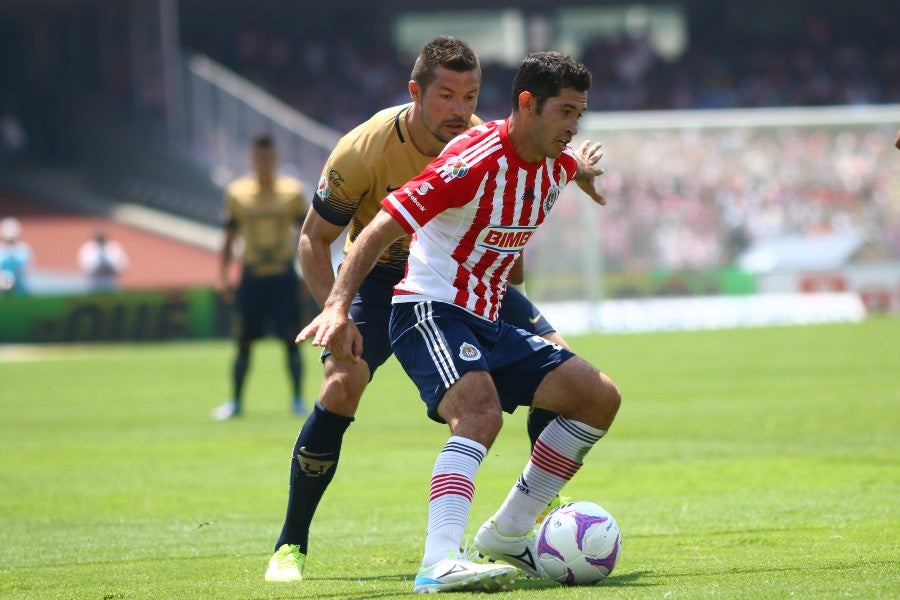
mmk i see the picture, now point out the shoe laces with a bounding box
[455,539,481,562]
[278,545,303,566]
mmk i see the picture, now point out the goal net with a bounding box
[524,105,900,305]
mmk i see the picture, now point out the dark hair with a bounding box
[253,135,274,148]
[511,51,592,113]
[411,35,481,91]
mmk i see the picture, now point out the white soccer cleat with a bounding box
[474,519,546,579]
[413,554,517,594]
[211,400,240,421]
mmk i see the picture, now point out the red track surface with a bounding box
[1,187,221,290]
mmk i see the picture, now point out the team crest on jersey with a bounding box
[316,176,329,199]
[459,342,482,361]
[440,156,469,182]
[544,186,560,212]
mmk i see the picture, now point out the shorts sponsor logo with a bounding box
[459,342,482,361]
[532,334,562,351]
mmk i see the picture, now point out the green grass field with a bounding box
[1,319,897,599]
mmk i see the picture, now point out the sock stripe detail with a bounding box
[531,438,581,481]
[442,440,485,464]
[429,472,476,502]
[557,416,605,444]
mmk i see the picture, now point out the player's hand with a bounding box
[296,308,362,363]
[218,280,234,303]
[574,140,606,206]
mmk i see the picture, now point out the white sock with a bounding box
[421,436,486,567]
[494,417,605,536]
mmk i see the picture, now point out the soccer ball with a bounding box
[537,500,621,585]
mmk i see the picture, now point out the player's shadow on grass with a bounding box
[513,569,657,590]
[309,568,658,598]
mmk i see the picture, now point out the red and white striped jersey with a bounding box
[381,119,578,321]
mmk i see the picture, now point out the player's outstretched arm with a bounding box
[296,210,406,361]
[573,139,606,206]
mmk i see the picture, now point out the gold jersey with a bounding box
[224,175,308,276]
[313,103,482,272]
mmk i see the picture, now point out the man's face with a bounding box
[252,145,277,176]
[530,88,587,159]
[417,65,480,145]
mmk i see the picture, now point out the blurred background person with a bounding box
[0,99,27,169]
[213,135,309,421]
[78,230,129,292]
[0,217,32,296]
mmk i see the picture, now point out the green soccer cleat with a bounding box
[265,544,305,582]
[537,494,571,525]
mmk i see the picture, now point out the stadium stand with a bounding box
[0,0,897,305]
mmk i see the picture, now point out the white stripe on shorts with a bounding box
[413,301,460,389]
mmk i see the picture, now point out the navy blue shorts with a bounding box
[501,285,555,337]
[234,266,302,341]
[389,300,574,423]
[322,266,557,380]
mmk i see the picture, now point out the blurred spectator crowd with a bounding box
[184,9,899,130]
[536,124,899,275]
[184,6,899,275]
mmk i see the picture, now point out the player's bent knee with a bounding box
[597,372,622,420]
[318,360,371,417]
[447,407,503,447]
[534,358,621,430]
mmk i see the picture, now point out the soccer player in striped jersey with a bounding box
[298,51,620,594]
[265,36,584,585]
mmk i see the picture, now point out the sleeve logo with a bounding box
[440,156,469,182]
[316,176,330,199]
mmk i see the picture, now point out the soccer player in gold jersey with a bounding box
[213,135,309,420]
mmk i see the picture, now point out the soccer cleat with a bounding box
[537,494,571,524]
[413,554,517,594]
[265,544,305,582]
[212,400,241,421]
[474,519,545,579]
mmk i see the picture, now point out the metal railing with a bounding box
[178,54,342,192]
